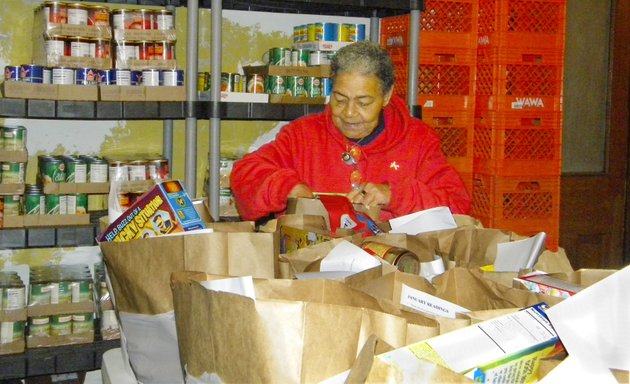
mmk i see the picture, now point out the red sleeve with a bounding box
[230,123,304,220]
[386,122,472,216]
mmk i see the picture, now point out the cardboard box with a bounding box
[129,59,177,71]
[99,85,146,101]
[98,180,205,242]
[145,86,186,101]
[57,85,99,101]
[113,28,176,42]
[293,41,351,51]
[43,182,109,195]
[1,81,57,100]
[268,94,326,104]
[243,64,331,77]
[26,330,94,349]
[207,91,268,103]
[373,303,560,383]
[0,183,25,195]
[0,149,28,163]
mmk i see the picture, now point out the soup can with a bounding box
[86,157,109,182]
[265,47,291,66]
[64,156,87,183]
[2,283,25,310]
[72,313,94,334]
[155,9,174,30]
[291,49,310,67]
[245,74,265,93]
[304,77,322,97]
[0,321,24,344]
[50,314,73,336]
[314,22,339,42]
[52,67,75,85]
[285,76,306,97]
[341,23,366,42]
[160,69,184,86]
[20,64,45,83]
[29,316,51,337]
[142,69,160,86]
[43,1,68,24]
[39,155,66,184]
[24,185,45,215]
[66,3,89,25]
[221,72,240,92]
[88,5,110,26]
[75,68,98,85]
[67,193,88,214]
[1,163,25,184]
[361,241,421,274]
[2,126,27,151]
[4,66,20,81]
[265,75,286,94]
[45,194,67,215]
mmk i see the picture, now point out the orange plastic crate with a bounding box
[477,0,566,51]
[418,95,475,111]
[422,109,474,174]
[475,61,564,98]
[380,0,479,50]
[471,172,560,250]
[473,111,562,176]
[475,94,562,114]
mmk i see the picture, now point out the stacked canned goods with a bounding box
[0,271,26,347]
[107,157,170,211]
[94,262,119,340]
[292,22,367,43]
[27,265,95,341]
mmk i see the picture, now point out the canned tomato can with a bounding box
[315,22,339,42]
[20,64,45,83]
[160,69,184,86]
[64,156,87,182]
[304,77,322,97]
[151,41,174,60]
[341,23,366,42]
[2,195,21,216]
[108,160,128,182]
[66,3,88,25]
[155,9,174,30]
[2,126,27,151]
[130,70,143,85]
[29,316,51,337]
[90,38,111,59]
[265,75,286,94]
[69,36,91,57]
[88,5,110,26]
[141,69,160,86]
[265,47,291,66]
[361,241,421,274]
[86,157,109,182]
[127,160,148,180]
[4,66,20,81]
[147,158,170,180]
[67,193,88,214]
[285,76,306,97]
[291,49,310,67]
[1,162,25,184]
[45,194,67,215]
[75,68,98,85]
[43,1,68,24]
[24,185,45,215]
[52,67,75,85]
[245,74,265,93]
[112,9,131,30]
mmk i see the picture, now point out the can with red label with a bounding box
[75,68,98,85]
[245,74,265,93]
[90,38,111,59]
[114,40,138,69]
[68,37,91,58]
[66,3,89,25]
[129,9,155,30]
[147,159,170,180]
[127,160,148,180]
[88,5,110,26]
[155,9,174,30]
[150,41,174,61]
[43,1,68,25]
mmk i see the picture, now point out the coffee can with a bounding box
[20,64,45,83]
[4,66,20,81]
[160,69,184,86]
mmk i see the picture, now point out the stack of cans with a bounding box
[0,271,26,348]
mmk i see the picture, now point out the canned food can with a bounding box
[130,9,155,30]
[219,188,236,217]
[2,286,25,310]
[1,162,25,184]
[264,47,291,66]
[219,158,234,189]
[50,314,73,336]
[64,157,87,182]
[52,67,75,85]
[308,50,333,66]
[315,22,339,42]
[45,194,67,215]
[361,242,421,274]
[130,70,143,85]
[128,160,148,180]
[39,156,66,184]
[88,5,110,26]
[70,280,92,303]
[293,25,307,43]
[155,9,174,30]
[221,72,241,92]
[87,157,109,182]
[108,160,128,182]
[45,35,67,59]
[24,189,45,215]
[43,67,52,84]
[0,321,24,344]
[112,9,132,30]
[29,316,51,337]
[68,36,91,57]
[321,78,332,96]
[160,69,184,86]
[307,23,316,41]
[67,193,88,214]
[20,64,45,83]
[56,281,72,304]
[29,282,51,306]
[285,76,306,97]
[72,313,94,334]
[245,74,265,93]
[141,69,160,86]
[114,69,131,86]
[115,40,138,69]
[197,72,209,92]
[2,195,21,216]
[90,38,111,59]
[2,126,26,151]
[304,77,322,97]
[291,49,310,67]
[66,3,88,25]
[265,75,286,94]
[4,66,20,81]
[341,23,366,42]
[147,159,170,180]
[43,1,68,24]
[75,68,98,85]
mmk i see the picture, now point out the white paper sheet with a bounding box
[319,240,381,272]
[199,276,256,300]
[388,206,457,235]
[546,265,630,372]
[419,255,445,282]
[400,284,469,318]
[494,232,546,272]
[538,355,618,384]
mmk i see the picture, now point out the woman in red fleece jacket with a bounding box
[230,41,471,221]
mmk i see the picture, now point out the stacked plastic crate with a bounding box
[472,0,566,250]
[380,0,479,194]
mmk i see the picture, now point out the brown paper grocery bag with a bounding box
[170,272,435,383]
[449,227,514,268]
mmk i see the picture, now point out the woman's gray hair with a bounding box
[330,41,395,95]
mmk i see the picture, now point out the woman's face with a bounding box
[329,71,393,140]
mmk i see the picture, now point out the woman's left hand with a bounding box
[347,182,391,208]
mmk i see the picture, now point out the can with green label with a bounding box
[29,316,51,337]
[265,75,286,94]
[0,321,25,344]
[305,77,322,97]
[2,195,21,216]
[72,313,94,334]
[2,126,26,151]
[2,285,25,310]
[86,156,108,182]
[66,193,88,214]
[50,314,73,336]
[1,162,25,184]
[24,185,45,215]
[39,156,66,184]
[70,279,93,303]
[64,156,87,183]
[45,194,67,215]
[285,76,307,97]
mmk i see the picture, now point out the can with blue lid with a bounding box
[20,64,45,83]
